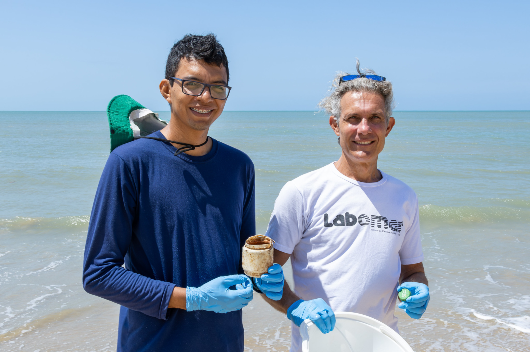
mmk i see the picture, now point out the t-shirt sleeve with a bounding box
[265,181,305,255]
[82,153,175,320]
[399,196,424,265]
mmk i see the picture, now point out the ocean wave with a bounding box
[419,203,530,224]
[1,201,527,234]
[472,310,530,334]
[0,216,90,235]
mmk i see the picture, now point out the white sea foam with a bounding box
[472,310,530,334]
[483,272,497,285]
[472,311,495,321]
[26,286,64,311]
[504,316,530,333]
[0,251,10,258]
[65,216,90,226]
[482,272,509,288]
[26,261,63,276]
[507,295,530,311]
[484,264,528,274]
[0,306,16,330]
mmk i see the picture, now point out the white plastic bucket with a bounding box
[300,312,414,352]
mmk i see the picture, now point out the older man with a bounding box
[262,62,430,352]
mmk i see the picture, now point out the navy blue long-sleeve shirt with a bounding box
[83,132,255,351]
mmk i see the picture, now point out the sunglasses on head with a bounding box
[339,74,386,84]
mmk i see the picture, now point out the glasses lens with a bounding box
[210,85,228,99]
[182,81,205,96]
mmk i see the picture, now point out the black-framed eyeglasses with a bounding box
[339,74,386,84]
[170,77,232,100]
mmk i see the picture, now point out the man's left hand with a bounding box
[254,263,284,301]
[397,282,430,319]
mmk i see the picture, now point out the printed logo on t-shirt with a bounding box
[323,212,403,235]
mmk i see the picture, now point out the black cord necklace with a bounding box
[139,136,209,156]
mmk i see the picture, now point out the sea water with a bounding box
[0,111,529,351]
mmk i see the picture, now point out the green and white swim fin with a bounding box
[107,94,168,152]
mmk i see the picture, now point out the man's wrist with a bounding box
[168,286,187,310]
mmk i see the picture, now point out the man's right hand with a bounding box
[186,275,253,313]
[287,298,336,334]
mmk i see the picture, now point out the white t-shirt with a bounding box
[265,163,424,352]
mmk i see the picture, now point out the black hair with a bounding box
[165,33,229,82]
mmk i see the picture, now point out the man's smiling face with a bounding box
[167,58,228,132]
[332,91,395,167]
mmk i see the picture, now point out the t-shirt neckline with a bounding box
[153,131,218,163]
[329,162,388,188]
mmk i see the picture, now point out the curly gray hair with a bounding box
[319,60,394,124]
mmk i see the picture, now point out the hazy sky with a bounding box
[2,0,529,111]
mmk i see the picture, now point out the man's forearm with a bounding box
[401,271,428,286]
[261,280,300,314]
[83,263,176,320]
[400,262,428,286]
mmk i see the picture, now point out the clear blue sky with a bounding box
[2,0,529,111]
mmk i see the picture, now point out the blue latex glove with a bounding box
[254,263,284,301]
[186,275,253,313]
[397,282,430,319]
[287,298,336,334]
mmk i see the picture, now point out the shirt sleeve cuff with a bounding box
[159,283,176,320]
[400,255,424,266]
[272,242,293,255]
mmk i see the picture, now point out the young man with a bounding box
[263,63,430,352]
[83,34,283,352]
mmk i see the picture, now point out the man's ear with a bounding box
[160,79,171,103]
[330,116,340,136]
[386,117,396,136]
